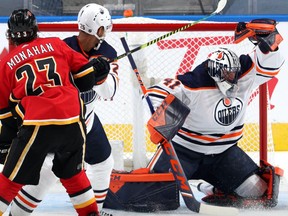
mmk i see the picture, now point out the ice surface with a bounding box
[2,152,288,215]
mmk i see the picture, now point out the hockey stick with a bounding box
[120,37,238,215]
[113,0,227,62]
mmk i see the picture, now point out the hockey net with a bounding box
[14,18,274,170]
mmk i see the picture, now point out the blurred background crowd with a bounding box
[0,0,287,17]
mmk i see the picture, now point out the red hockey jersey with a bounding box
[0,37,95,125]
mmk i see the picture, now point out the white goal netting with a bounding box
[35,17,274,170]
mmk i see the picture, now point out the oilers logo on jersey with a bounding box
[214,97,243,126]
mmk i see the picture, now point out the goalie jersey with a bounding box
[64,36,119,132]
[146,46,284,154]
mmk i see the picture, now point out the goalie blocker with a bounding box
[104,94,190,212]
[147,93,190,144]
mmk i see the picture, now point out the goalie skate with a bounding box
[202,191,275,208]
[202,160,283,209]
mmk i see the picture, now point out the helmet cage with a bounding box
[208,60,240,85]
[207,48,241,98]
[207,48,241,85]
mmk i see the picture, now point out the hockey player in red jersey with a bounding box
[146,19,284,208]
[7,4,117,216]
[0,9,111,216]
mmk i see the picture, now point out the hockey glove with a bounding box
[0,117,17,164]
[90,57,110,85]
[234,22,255,44]
[0,143,10,164]
[235,19,283,53]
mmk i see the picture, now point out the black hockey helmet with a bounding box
[7,9,38,45]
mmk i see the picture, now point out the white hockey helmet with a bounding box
[207,48,241,97]
[77,3,112,42]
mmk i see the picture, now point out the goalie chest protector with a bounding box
[104,168,180,212]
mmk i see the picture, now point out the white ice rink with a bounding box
[2,152,288,216]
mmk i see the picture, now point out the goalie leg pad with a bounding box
[234,174,267,198]
[104,168,179,212]
[202,160,284,208]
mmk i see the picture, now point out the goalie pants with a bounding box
[151,143,259,194]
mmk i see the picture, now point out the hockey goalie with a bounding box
[143,18,284,209]
[104,18,284,211]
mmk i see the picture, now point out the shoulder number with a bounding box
[163,78,181,90]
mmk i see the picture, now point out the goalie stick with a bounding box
[112,0,228,62]
[120,37,239,216]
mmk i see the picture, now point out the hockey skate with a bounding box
[201,191,268,208]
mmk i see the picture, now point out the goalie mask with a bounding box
[78,3,112,50]
[207,48,241,98]
[7,9,38,45]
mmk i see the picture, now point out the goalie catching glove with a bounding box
[234,18,283,53]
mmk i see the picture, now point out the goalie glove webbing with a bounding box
[234,18,283,53]
[235,19,276,44]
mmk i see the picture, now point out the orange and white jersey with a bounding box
[146,46,284,154]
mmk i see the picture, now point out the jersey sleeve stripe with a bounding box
[146,88,170,98]
[0,112,12,120]
[256,64,280,77]
[73,66,94,79]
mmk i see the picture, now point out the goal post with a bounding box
[9,20,272,170]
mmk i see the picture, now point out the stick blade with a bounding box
[199,203,239,216]
[214,0,228,14]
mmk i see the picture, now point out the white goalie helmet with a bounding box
[207,47,241,97]
[78,3,112,47]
